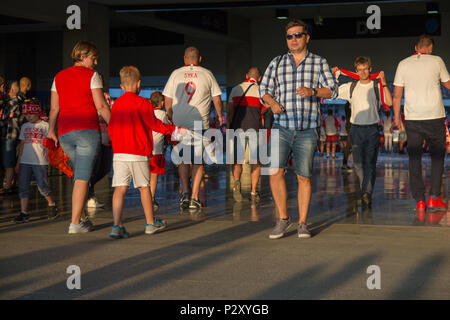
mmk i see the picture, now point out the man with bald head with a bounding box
[18,77,32,103]
[164,46,223,210]
[228,67,263,203]
[393,34,450,211]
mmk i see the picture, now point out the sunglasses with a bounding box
[286,32,307,40]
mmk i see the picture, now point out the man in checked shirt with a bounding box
[260,19,337,239]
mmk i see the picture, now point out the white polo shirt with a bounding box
[393,54,450,120]
[163,64,222,130]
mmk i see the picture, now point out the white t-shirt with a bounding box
[51,71,103,93]
[393,54,450,120]
[19,121,49,165]
[324,115,338,135]
[337,81,380,125]
[152,109,168,155]
[163,65,222,130]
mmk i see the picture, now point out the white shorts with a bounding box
[112,161,150,188]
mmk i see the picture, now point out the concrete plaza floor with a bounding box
[0,153,449,299]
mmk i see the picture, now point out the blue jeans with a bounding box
[18,164,51,198]
[350,124,380,197]
[268,123,318,178]
[1,138,17,168]
[59,129,101,181]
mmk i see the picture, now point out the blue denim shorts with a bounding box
[59,129,100,181]
[18,164,51,198]
[268,123,318,178]
[1,138,18,169]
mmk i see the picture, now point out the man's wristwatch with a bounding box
[311,88,317,96]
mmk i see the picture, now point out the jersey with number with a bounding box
[163,64,222,130]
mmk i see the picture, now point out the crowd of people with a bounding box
[0,19,449,240]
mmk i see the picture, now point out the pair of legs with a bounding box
[233,163,261,194]
[112,185,155,226]
[112,160,157,226]
[325,139,337,157]
[384,133,392,153]
[88,144,113,200]
[178,163,203,200]
[342,134,352,167]
[405,118,446,202]
[270,170,311,224]
[149,154,165,201]
[269,124,317,224]
[18,164,55,213]
[350,124,380,200]
[59,129,100,225]
[1,138,17,190]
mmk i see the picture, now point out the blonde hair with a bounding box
[119,66,141,86]
[354,56,372,69]
[71,41,99,63]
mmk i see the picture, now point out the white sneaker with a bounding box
[86,197,104,208]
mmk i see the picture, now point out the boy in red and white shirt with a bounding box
[149,91,169,210]
[14,101,58,223]
[108,66,185,239]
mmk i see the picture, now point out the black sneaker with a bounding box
[189,198,203,210]
[362,193,372,208]
[14,212,30,224]
[180,192,190,208]
[48,205,60,219]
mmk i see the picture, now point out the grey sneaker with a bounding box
[297,222,311,239]
[269,217,293,239]
[109,225,129,239]
[180,192,190,208]
[145,218,167,235]
[68,222,91,234]
[81,217,93,230]
[233,180,243,202]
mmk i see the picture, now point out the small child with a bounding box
[149,91,169,211]
[107,66,186,239]
[14,101,58,223]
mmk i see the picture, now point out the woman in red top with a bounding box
[48,41,111,234]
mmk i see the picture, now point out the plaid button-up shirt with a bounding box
[0,96,25,140]
[260,51,338,130]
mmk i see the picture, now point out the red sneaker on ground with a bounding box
[427,196,447,210]
[416,201,426,210]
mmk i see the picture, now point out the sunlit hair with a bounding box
[354,56,372,69]
[119,66,141,87]
[150,91,164,108]
[247,67,261,80]
[285,19,308,34]
[71,41,99,63]
[184,47,200,61]
[416,34,434,49]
